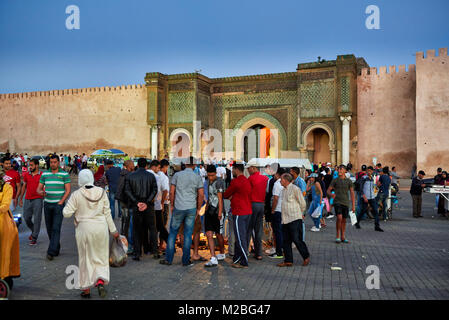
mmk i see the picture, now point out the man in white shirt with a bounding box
[216,165,226,180]
[82,153,88,169]
[157,159,170,252]
[269,168,286,259]
[199,164,207,184]
[147,160,163,257]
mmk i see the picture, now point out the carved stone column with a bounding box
[340,116,352,165]
[151,125,160,159]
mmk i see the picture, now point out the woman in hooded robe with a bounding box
[0,166,20,292]
[63,169,119,298]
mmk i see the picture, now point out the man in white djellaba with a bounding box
[63,169,119,298]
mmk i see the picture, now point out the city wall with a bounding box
[357,64,417,178]
[0,85,150,156]
[415,48,449,175]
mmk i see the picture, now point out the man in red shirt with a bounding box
[2,157,22,213]
[247,165,268,260]
[18,159,44,245]
[224,163,252,268]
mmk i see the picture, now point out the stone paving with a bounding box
[7,178,449,300]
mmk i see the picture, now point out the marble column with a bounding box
[340,116,352,165]
[151,125,159,159]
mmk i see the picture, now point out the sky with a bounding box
[0,0,448,93]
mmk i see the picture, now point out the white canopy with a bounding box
[246,158,312,170]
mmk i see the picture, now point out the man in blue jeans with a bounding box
[376,166,391,221]
[37,155,71,261]
[105,160,122,219]
[160,156,204,266]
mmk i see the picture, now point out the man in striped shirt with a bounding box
[37,154,71,260]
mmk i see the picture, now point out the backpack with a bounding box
[354,172,365,192]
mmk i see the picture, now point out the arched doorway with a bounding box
[306,128,330,164]
[301,123,336,165]
[234,113,286,162]
[169,129,192,159]
[243,124,272,162]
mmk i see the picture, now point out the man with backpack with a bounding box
[354,165,367,220]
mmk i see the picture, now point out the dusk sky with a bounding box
[1,0,448,93]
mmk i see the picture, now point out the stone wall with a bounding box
[0,85,150,156]
[415,48,449,175]
[357,64,417,177]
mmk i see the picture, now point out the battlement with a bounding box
[0,84,145,100]
[359,64,415,77]
[416,47,448,60]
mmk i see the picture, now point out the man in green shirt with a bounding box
[37,154,71,260]
[327,165,355,244]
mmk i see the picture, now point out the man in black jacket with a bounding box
[410,170,426,218]
[116,160,135,253]
[124,158,158,261]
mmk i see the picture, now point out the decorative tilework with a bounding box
[213,91,297,109]
[300,80,335,118]
[168,91,195,124]
[340,77,350,112]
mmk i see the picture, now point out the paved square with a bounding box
[8,179,449,300]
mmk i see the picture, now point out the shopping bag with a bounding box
[349,210,357,226]
[109,235,128,267]
[324,198,330,213]
[311,205,321,218]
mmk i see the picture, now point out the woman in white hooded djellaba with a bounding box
[63,169,119,298]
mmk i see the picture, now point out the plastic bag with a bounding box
[311,205,322,218]
[109,235,128,267]
[349,210,358,226]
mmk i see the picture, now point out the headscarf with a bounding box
[94,165,105,181]
[0,166,5,192]
[78,169,95,188]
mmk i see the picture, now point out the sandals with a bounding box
[255,256,263,261]
[80,290,91,298]
[97,284,107,298]
[192,256,207,262]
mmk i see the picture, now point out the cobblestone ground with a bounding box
[7,178,449,300]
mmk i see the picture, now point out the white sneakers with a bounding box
[216,253,226,261]
[310,226,320,232]
[326,214,335,219]
[265,247,276,255]
[205,256,218,267]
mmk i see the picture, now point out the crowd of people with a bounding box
[1,150,448,299]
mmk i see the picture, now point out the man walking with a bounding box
[224,163,252,269]
[105,160,122,219]
[124,158,158,261]
[410,170,426,218]
[277,173,310,267]
[377,166,391,221]
[327,165,356,243]
[355,166,383,232]
[19,158,43,246]
[160,156,204,266]
[247,164,268,260]
[37,155,71,260]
